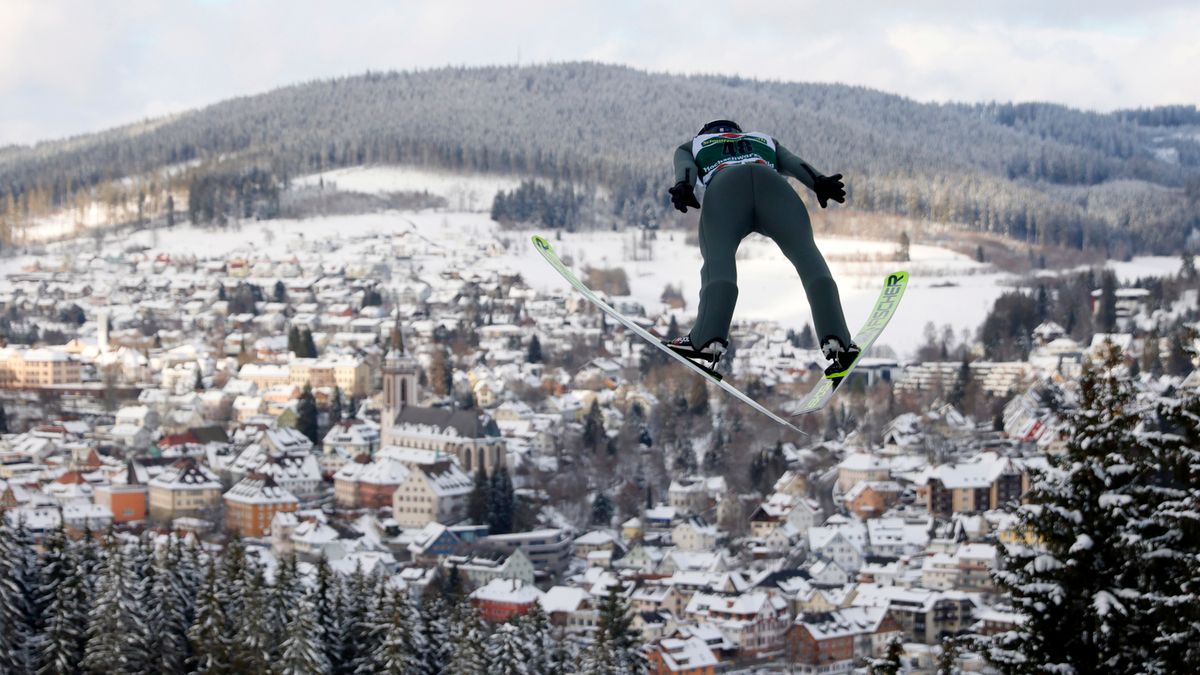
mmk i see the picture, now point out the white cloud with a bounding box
[1,0,1197,145]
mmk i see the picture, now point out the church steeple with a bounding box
[383,315,420,420]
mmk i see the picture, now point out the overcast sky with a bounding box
[2,0,1197,146]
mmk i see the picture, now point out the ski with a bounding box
[531,234,806,435]
[788,270,909,416]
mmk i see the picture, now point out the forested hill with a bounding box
[2,62,1198,253]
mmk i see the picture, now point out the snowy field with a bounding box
[292,166,525,212]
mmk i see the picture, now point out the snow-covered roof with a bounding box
[794,606,891,640]
[148,458,221,490]
[540,585,590,614]
[469,578,543,605]
[655,636,719,672]
[224,474,299,506]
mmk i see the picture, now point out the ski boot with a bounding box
[821,335,861,379]
[664,335,728,379]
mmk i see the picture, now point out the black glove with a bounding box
[668,181,701,213]
[814,173,846,208]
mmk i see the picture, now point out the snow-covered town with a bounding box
[0,197,1197,674]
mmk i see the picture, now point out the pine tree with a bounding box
[1165,329,1193,375]
[486,622,529,675]
[936,635,961,675]
[297,383,320,444]
[1180,250,1196,280]
[515,601,553,675]
[591,491,614,526]
[278,593,330,675]
[445,602,488,675]
[37,524,88,675]
[468,465,491,526]
[0,516,42,673]
[83,541,148,674]
[335,563,377,675]
[1098,271,1118,332]
[988,352,1149,673]
[868,636,904,674]
[586,585,646,675]
[526,334,543,363]
[189,561,233,674]
[1117,386,1200,670]
[267,553,302,657]
[420,596,453,675]
[799,323,816,349]
[583,400,606,452]
[301,328,319,358]
[312,554,343,672]
[149,538,193,674]
[488,466,515,534]
[329,386,344,426]
[230,565,272,673]
[288,325,301,355]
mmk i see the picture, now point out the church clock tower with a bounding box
[382,319,420,424]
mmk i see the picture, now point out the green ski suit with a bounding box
[673,134,851,349]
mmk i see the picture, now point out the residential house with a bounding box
[788,606,901,674]
[647,636,719,675]
[93,461,148,523]
[673,517,721,552]
[223,473,299,537]
[392,460,473,527]
[147,457,222,523]
[470,578,544,622]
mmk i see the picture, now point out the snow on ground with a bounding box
[292,166,525,212]
[4,204,1190,360]
[501,227,1005,359]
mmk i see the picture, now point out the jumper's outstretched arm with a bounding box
[673,142,699,186]
[776,142,824,191]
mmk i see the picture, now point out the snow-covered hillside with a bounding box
[292,166,525,212]
[6,206,1179,360]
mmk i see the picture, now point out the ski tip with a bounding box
[531,234,551,252]
[886,271,909,286]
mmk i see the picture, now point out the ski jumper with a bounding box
[673,132,851,349]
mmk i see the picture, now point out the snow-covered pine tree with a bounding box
[0,516,42,673]
[867,636,904,674]
[82,539,149,674]
[989,352,1148,673]
[35,522,87,675]
[230,563,273,674]
[127,533,158,668]
[1121,386,1200,671]
[217,536,249,626]
[370,588,424,674]
[313,553,344,671]
[419,595,453,675]
[585,584,646,675]
[334,562,375,675]
[485,622,529,675]
[444,600,488,675]
[352,581,396,674]
[514,601,552,675]
[268,553,303,659]
[150,538,192,674]
[188,561,233,674]
[277,592,331,675]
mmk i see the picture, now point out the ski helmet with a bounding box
[699,119,742,135]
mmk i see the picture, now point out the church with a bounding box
[379,322,507,477]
